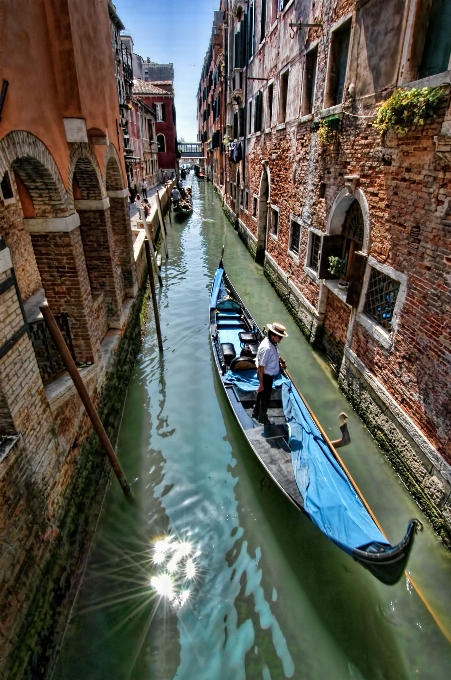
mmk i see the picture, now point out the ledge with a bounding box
[24,213,80,233]
[74,198,110,211]
[276,123,286,130]
[324,279,350,306]
[299,113,313,124]
[402,70,451,90]
[320,104,343,118]
[107,188,129,198]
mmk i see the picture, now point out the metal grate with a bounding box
[343,199,364,244]
[364,268,400,331]
[289,220,300,254]
[310,232,321,271]
[29,313,76,385]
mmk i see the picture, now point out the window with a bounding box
[270,206,279,237]
[254,91,263,132]
[245,190,249,211]
[302,46,318,115]
[278,70,289,123]
[309,233,321,271]
[248,99,253,134]
[271,0,278,23]
[155,103,165,122]
[341,200,364,280]
[363,269,400,332]
[233,111,239,139]
[289,219,301,255]
[325,19,351,108]
[0,171,14,201]
[248,2,255,60]
[252,196,258,217]
[239,107,245,136]
[156,134,166,152]
[418,0,451,79]
[267,82,274,127]
[260,0,267,42]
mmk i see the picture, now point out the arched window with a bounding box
[341,199,364,278]
[157,134,166,152]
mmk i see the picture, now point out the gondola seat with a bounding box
[240,343,258,358]
[221,343,236,365]
[238,331,258,344]
[230,356,256,371]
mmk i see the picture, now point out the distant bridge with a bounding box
[178,142,203,159]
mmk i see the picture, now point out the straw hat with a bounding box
[267,322,288,338]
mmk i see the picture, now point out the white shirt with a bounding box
[256,337,280,376]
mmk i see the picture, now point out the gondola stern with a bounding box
[352,518,422,586]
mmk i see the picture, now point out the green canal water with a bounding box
[54,178,451,679]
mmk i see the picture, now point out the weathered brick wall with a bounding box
[323,292,351,372]
[0,199,41,302]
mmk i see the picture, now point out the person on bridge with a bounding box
[252,323,288,425]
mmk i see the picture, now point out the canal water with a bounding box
[54,178,451,679]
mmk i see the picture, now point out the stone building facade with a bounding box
[204,0,451,543]
[0,0,154,675]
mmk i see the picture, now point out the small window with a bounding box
[248,2,255,60]
[155,103,165,122]
[271,0,278,24]
[267,82,274,127]
[248,100,253,134]
[302,46,318,116]
[260,0,267,43]
[245,190,249,211]
[278,70,289,123]
[254,91,263,132]
[252,196,258,217]
[0,171,14,201]
[289,219,301,255]
[418,0,451,79]
[325,19,351,108]
[309,233,321,271]
[156,134,166,152]
[364,269,400,332]
[270,206,279,237]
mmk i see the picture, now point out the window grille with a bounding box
[364,268,400,331]
[289,220,301,254]
[252,196,258,216]
[343,200,364,244]
[310,233,321,271]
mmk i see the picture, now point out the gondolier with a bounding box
[252,323,288,424]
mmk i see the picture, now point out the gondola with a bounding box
[173,201,193,220]
[209,259,422,585]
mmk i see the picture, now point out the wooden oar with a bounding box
[192,207,214,222]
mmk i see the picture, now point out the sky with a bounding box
[114,0,221,141]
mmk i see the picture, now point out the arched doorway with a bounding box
[255,165,270,264]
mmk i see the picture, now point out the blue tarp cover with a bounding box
[210,268,224,309]
[224,369,287,392]
[281,381,389,554]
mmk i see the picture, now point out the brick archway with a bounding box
[104,144,125,191]
[0,131,69,218]
[68,143,106,202]
[326,186,371,254]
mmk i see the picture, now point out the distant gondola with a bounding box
[209,259,422,586]
[173,201,193,220]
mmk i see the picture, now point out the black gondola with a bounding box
[209,260,422,586]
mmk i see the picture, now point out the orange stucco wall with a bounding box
[0,0,125,187]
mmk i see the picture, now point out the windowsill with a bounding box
[256,38,266,55]
[264,128,271,133]
[320,103,343,118]
[248,56,254,66]
[269,21,278,36]
[324,279,350,306]
[2,197,16,206]
[252,215,257,221]
[255,131,261,137]
[401,70,451,90]
[276,123,286,130]
[304,266,319,283]
[269,232,278,241]
[356,312,393,350]
[288,249,299,264]
[299,113,313,123]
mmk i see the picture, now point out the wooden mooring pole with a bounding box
[165,183,172,225]
[39,304,132,496]
[156,192,168,258]
[140,208,162,287]
[144,239,164,352]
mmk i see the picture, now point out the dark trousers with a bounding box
[142,188,147,198]
[253,373,274,421]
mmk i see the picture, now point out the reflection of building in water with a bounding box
[197,0,451,545]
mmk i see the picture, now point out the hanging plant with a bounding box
[314,115,341,145]
[373,86,447,136]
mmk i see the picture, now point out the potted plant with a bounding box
[328,256,348,288]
